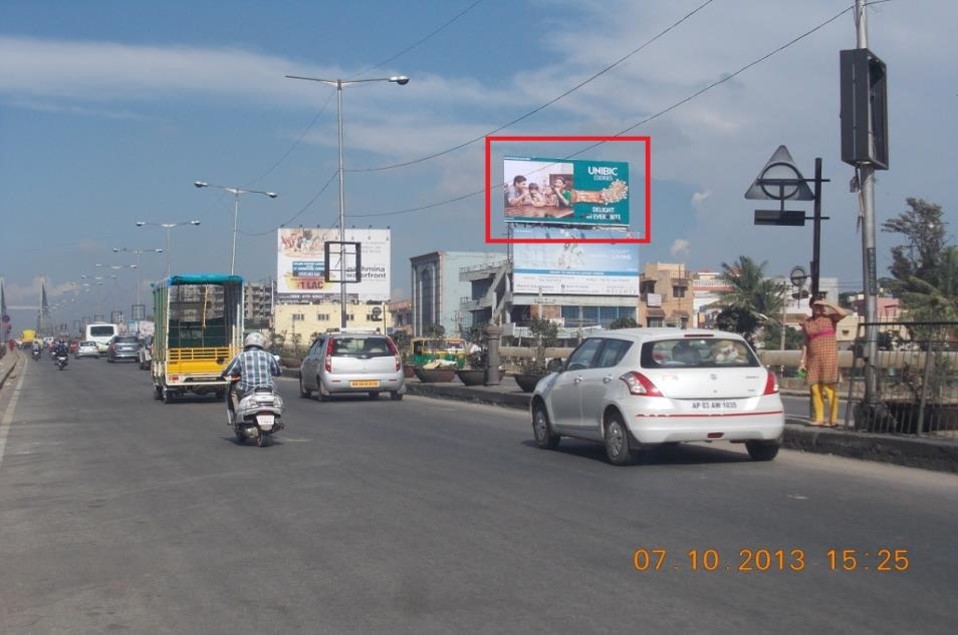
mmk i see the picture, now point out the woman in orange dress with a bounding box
[800,299,848,427]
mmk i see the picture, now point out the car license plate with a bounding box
[256,414,275,429]
[350,380,381,388]
[688,400,739,412]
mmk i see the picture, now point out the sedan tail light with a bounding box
[619,371,663,397]
[325,338,335,373]
[385,337,401,372]
[763,370,779,395]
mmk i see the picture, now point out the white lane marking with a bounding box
[0,357,28,469]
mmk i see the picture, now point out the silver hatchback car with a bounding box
[531,328,785,465]
[299,331,406,401]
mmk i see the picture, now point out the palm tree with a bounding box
[717,256,785,320]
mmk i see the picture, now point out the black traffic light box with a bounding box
[840,48,888,169]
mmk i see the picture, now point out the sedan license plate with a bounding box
[256,414,275,430]
[350,380,381,388]
[689,400,739,412]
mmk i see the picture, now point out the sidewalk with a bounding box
[0,348,22,390]
[283,368,958,474]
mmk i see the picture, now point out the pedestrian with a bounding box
[799,298,848,427]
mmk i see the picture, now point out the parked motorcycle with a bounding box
[226,376,285,447]
[55,354,68,370]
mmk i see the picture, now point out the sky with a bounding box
[1,0,955,331]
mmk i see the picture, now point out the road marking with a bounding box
[0,357,28,470]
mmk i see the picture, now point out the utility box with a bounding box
[840,48,889,169]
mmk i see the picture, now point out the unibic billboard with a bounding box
[512,228,639,296]
[276,228,390,301]
[503,156,629,227]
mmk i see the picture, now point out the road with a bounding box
[1,357,956,634]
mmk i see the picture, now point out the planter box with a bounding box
[403,363,417,378]
[456,369,486,386]
[414,367,457,383]
[514,373,546,393]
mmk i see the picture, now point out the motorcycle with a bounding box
[55,354,68,370]
[226,376,285,447]
[31,348,42,360]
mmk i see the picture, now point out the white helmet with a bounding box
[244,332,267,350]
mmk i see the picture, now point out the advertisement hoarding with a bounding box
[512,228,639,296]
[503,156,629,226]
[277,228,390,301]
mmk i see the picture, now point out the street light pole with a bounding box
[285,73,409,329]
[194,182,278,275]
[136,221,200,277]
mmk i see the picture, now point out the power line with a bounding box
[239,169,340,236]
[346,0,718,173]
[351,3,854,219]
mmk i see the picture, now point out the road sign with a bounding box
[745,146,815,201]
[754,210,806,226]
[789,266,808,287]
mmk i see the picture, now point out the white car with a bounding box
[75,340,100,359]
[531,328,785,465]
[299,331,405,401]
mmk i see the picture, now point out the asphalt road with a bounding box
[1,356,956,634]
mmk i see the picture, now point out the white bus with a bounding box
[85,323,118,352]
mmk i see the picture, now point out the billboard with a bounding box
[503,156,629,226]
[277,228,390,301]
[512,227,639,296]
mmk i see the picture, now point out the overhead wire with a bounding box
[345,0,718,174]
[239,168,340,236]
[351,2,856,219]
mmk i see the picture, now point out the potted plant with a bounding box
[456,349,487,386]
[414,361,457,383]
[514,317,559,392]
[390,331,416,378]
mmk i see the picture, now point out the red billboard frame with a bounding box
[485,135,651,244]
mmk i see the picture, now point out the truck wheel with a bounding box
[161,386,174,404]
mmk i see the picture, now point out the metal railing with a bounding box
[846,321,958,438]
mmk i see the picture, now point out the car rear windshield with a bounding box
[641,337,760,369]
[115,337,139,344]
[80,341,95,346]
[330,336,393,357]
[89,326,115,336]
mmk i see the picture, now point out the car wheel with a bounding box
[368,391,380,400]
[299,375,311,398]
[604,412,633,466]
[745,441,780,462]
[389,391,403,401]
[532,403,560,449]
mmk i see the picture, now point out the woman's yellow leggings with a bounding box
[810,383,839,423]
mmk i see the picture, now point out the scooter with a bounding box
[31,348,42,361]
[226,376,285,447]
[55,354,68,370]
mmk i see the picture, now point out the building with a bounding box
[411,251,507,337]
[273,299,390,352]
[244,280,273,330]
[638,263,693,328]
[387,299,413,335]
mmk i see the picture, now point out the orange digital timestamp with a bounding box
[631,548,910,573]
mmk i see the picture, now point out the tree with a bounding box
[714,306,761,346]
[609,317,638,330]
[882,198,956,321]
[390,330,412,359]
[524,317,558,374]
[716,256,785,342]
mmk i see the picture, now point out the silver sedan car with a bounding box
[531,328,785,465]
[299,331,406,401]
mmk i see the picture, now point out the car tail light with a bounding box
[763,370,779,395]
[325,338,335,373]
[386,337,401,371]
[619,371,663,397]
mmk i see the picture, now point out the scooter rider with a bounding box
[222,333,282,421]
[32,340,42,359]
[53,339,69,359]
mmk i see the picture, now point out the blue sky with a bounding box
[1,0,955,330]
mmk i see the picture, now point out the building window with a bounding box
[291,313,304,321]
[672,286,686,298]
[647,318,664,328]
[316,314,330,321]
[347,314,354,321]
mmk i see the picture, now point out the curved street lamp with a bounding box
[194,182,277,274]
[284,73,410,327]
[135,221,201,276]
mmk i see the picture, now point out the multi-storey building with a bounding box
[411,251,507,337]
[638,263,693,328]
[244,280,273,330]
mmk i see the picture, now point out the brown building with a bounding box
[637,263,693,328]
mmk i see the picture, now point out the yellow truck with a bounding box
[151,274,245,403]
[20,329,37,347]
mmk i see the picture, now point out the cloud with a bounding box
[670,239,690,258]
[691,190,711,212]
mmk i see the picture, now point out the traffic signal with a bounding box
[840,48,888,169]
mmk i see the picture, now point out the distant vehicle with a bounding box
[138,335,153,370]
[68,339,80,354]
[20,329,37,347]
[75,341,99,359]
[107,335,141,363]
[300,330,405,401]
[530,329,785,465]
[410,337,466,368]
[85,323,119,353]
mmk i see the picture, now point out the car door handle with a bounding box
[602,375,613,383]
[574,377,582,384]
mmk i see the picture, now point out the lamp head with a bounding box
[194,181,208,188]
[390,75,410,86]
[135,222,146,227]
[267,192,278,199]
[190,220,201,226]
[112,248,120,252]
